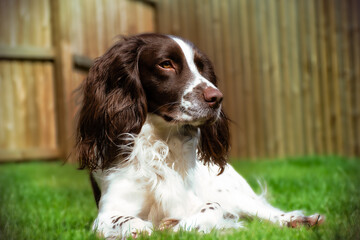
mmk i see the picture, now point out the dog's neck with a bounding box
[144,114,200,176]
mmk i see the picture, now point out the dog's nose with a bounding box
[203,87,223,108]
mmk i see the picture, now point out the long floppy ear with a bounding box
[75,37,147,171]
[198,110,230,174]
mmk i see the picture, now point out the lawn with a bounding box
[0,156,359,240]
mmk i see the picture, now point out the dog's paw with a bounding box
[159,218,180,230]
[96,216,152,239]
[120,217,152,238]
[277,211,325,228]
[171,203,243,233]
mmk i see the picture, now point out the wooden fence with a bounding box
[157,0,360,159]
[0,0,359,162]
[0,0,155,161]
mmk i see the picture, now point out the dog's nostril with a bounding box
[203,87,223,107]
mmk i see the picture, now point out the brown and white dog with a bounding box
[75,33,324,239]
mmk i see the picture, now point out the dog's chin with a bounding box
[161,109,220,127]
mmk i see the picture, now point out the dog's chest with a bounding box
[101,120,204,225]
[138,134,202,224]
[144,160,202,225]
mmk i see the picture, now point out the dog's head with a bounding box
[75,33,229,172]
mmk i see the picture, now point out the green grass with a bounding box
[0,156,359,240]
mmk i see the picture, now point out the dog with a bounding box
[75,33,324,239]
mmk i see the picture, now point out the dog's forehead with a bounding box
[141,35,195,62]
[169,36,196,66]
[169,36,217,91]
[138,35,185,62]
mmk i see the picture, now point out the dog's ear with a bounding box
[75,37,147,171]
[198,110,230,174]
[195,54,230,174]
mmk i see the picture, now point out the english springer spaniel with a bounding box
[75,33,324,239]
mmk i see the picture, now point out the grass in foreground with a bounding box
[0,156,359,240]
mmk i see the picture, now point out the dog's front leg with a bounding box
[92,171,153,239]
[200,164,325,228]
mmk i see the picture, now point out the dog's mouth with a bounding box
[162,114,176,122]
[160,107,221,126]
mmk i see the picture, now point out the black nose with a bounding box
[203,87,223,108]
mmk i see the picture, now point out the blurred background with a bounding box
[0,0,359,163]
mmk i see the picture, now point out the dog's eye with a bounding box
[159,60,173,69]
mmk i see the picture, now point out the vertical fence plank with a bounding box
[248,0,266,158]
[306,0,324,154]
[136,2,144,33]
[43,62,57,149]
[9,0,17,46]
[23,62,37,147]
[298,0,311,155]
[277,0,294,156]
[30,0,39,46]
[315,0,332,154]
[51,0,74,158]
[142,2,155,32]
[291,0,306,156]
[0,0,6,45]
[41,0,52,48]
[179,0,190,40]
[0,63,15,149]
[2,62,16,149]
[156,0,168,35]
[194,0,204,46]
[16,0,24,46]
[187,0,199,46]
[71,0,83,55]
[202,0,216,62]
[338,0,355,157]
[19,0,30,46]
[195,0,205,48]
[268,0,287,157]
[328,0,344,155]
[103,0,114,49]
[34,62,46,148]
[238,0,256,158]
[116,0,124,36]
[0,63,5,148]
[167,0,178,35]
[86,0,98,58]
[228,0,247,158]
[127,0,139,35]
[95,0,105,56]
[351,0,360,156]
[256,0,274,158]
[11,62,26,148]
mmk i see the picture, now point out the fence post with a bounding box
[51,0,74,161]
